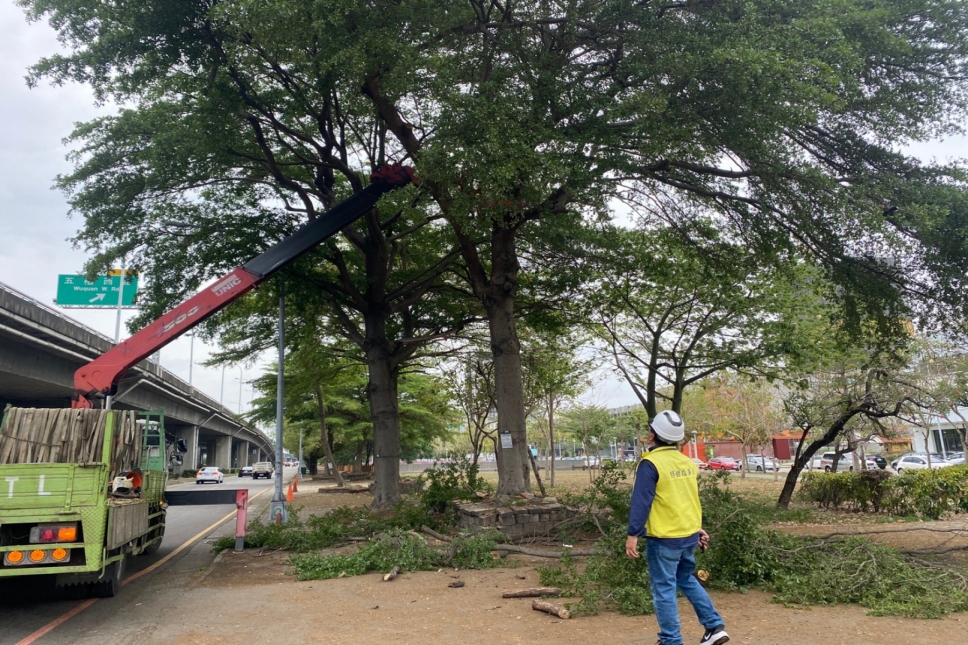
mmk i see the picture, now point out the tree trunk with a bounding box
[740,444,748,479]
[777,414,856,508]
[485,232,531,498]
[548,393,556,489]
[365,339,401,508]
[314,382,345,487]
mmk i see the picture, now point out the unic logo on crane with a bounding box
[212,274,242,297]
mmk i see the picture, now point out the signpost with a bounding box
[56,273,138,308]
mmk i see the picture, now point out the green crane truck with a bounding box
[0,407,174,597]
[0,165,415,599]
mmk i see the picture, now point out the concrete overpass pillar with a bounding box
[238,440,250,467]
[176,427,199,474]
[215,435,232,471]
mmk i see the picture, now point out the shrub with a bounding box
[799,465,968,520]
[419,453,489,516]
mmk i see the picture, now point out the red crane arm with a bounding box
[72,267,261,408]
[72,164,414,408]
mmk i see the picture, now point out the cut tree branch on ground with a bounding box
[383,566,400,581]
[493,544,598,558]
[421,525,453,542]
[502,587,562,598]
[531,599,571,619]
[803,525,968,541]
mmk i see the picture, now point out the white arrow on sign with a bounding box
[89,293,106,303]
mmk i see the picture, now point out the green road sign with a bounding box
[56,274,139,307]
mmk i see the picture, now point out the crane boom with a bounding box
[72,165,414,408]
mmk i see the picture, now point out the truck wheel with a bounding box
[141,526,165,556]
[92,556,125,598]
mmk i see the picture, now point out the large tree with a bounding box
[589,225,831,417]
[30,3,475,507]
[23,0,968,501]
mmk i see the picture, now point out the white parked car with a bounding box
[196,467,224,484]
[745,455,778,472]
[893,454,952,473]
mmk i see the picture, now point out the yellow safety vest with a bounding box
[640,447,703,539]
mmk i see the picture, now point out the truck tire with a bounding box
[92,555,125,598]
[141,525,165,556]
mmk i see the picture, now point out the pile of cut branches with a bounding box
[538,472,968,619]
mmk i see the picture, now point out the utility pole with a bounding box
[269,280,288,525]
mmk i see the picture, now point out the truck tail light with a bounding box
[4,550,25,565]
[3,548,72,566]
[29,523,78,544]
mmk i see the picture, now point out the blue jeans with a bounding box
[646,539,723,645]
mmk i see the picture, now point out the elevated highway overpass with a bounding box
[0,282,273,471]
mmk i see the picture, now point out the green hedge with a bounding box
[799,465,968,519]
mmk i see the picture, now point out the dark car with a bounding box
[238,466,254,477]
[867,455,887,470]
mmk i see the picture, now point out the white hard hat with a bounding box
[650,411,685,442]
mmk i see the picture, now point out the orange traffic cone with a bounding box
[286,483,294,502]
[292,476,298,493]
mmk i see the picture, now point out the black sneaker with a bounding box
[699,626,729,645]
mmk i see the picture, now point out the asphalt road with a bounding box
[0,468,293,644]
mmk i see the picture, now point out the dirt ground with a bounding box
[190,472,968,645]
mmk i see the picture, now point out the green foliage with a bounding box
[562,460,632,530]
[419,453,489,515]
[211,502,441,554]
[539,471,968,618]
[769,537,968,619]
[695,473,788,589]
[538,532,653,617]
[288,529,498,581]
[799,466,968,519]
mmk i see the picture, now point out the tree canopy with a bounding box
[22,0,968,500]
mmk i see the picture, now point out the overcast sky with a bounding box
[0,4,263,414]
[1,4,966,417]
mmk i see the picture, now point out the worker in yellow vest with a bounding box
[626,411,729,645]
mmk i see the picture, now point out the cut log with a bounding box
[532,599,571,619]
[421,525,453,543]
[383,566,400,582]
[502,587,562,598]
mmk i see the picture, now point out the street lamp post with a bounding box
[188,331,195,386]
[219,364,226,406]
